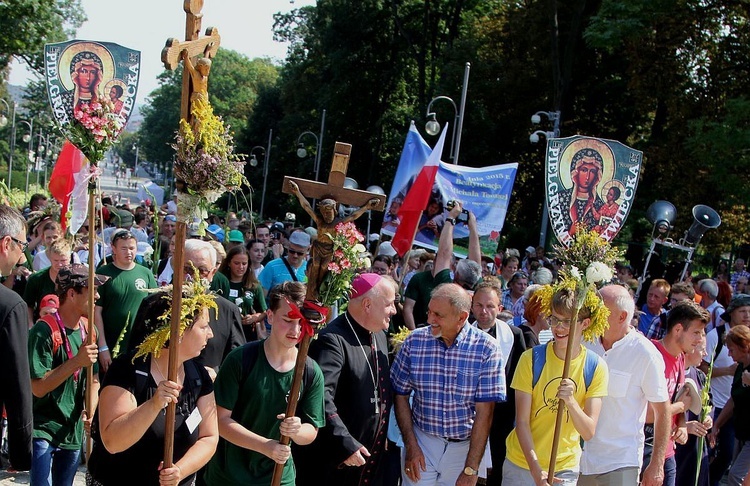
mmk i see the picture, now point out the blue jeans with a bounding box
[31,438,81,486]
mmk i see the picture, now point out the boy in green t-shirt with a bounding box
[28,264,105,485]
[205,281,325,486]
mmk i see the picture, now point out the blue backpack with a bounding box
[531,343,599,390]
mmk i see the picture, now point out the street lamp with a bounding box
[17,120,33,198]
[529,109,561,247]
[0,99,9,128]
[254,129,273,220]
[132,143,139,177]
[296,108,326,184]
[424,62,470,165]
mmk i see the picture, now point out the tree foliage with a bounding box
[0,0,86,73]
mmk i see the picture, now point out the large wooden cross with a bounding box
[283,142,387,210]
[158,0,220,470]
[161,0,221,121]
[271,142,386,486]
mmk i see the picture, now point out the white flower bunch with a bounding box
[586,261,614,284]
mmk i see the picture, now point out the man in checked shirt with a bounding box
[391,283,505,486]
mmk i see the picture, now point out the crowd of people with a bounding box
[1,193,750,486]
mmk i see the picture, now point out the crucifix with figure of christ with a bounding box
[159,0,220,469]
[269,142,387,486]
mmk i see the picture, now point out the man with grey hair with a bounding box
[296,273,397,485]
[392,283,504,485]
[580,284,670,486]
[0,204,33,471]
[403,201,481,329]
[697,278,724,332]
[184,238,245,378]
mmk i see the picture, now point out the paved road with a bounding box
[0,465,86,485]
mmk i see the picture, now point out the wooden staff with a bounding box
[546,302,581,483]
[85,178,97,458]
[270,332,314,485]
[163,219,186,467]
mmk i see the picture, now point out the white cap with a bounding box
[378,241,397,257]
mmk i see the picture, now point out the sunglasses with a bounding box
[9,236,29,252]
[287,248,307,256]
[112,231,135,243]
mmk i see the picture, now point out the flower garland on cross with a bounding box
[538,225,621,482]
[172,49,248,234]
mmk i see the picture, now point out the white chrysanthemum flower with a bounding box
[354,244,367,253]
[570,266,581,280]
[586,261,613,284]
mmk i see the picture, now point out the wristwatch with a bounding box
[463,466,478,476]
[445,217,457,225]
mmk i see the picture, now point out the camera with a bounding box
[445,200,470,224]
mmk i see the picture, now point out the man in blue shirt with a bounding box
[391,283,505,485]
[258,230,309,297]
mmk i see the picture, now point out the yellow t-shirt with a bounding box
[506,343,608,471]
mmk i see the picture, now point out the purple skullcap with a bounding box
[351,273,383,299]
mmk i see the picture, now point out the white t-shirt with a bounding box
[704,323,733,408]
[32,249,50,272]
[705,301,725,333]
[580,330,669,474]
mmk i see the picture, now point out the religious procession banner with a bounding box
[44,39,141,128]
[382,123,517,257]
[545,135,642,247]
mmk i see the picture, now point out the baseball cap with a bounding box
[227,230,245,243]
[377,241,397,257]
[164,215,177,223]
[289,230,311,247]
[206,224,225,243]
[56,264,109,293]
[525,246,536,254]
[40,294,59,310]
[721,294,750,323]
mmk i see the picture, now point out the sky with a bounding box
[8,0,315,99]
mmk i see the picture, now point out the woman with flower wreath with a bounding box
[86,282,219,486]
[503,283,609,486]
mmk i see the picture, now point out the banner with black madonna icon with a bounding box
[44,39,141,128]
[545,135,642,247]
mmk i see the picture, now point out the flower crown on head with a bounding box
[133,273,218,361]
[539,225,622,341]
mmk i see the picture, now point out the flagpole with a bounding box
[397,211,424,294]
[85,176,97,459]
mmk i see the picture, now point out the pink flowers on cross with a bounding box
[68,99,123,163]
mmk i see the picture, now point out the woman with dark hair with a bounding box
[218,246,266,342]
[86,283,218,485]
[714,260,730,282]
[371,254,395,278]
[245,239,266,279]
[711,325,750,486]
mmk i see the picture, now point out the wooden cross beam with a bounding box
[160,0,221,121]
[282,142,387,211]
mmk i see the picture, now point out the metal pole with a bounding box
[35,132,44,187]
[314,109,326,182]
[538,111,561,248]
[134,145,139,178]
[453,62,470,165]
[260,129,272,220]
[8,103,16,187]
[24,120,34,199]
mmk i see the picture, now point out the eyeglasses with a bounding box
[9,236,28,252]
[287,249,307,256]
[547,315,574,329]
[510,271,529,282]
[184,265,212,278]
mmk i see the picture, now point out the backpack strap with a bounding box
[133,356,151,401]
[714,324,727,362]
[582,348,599,390]
[40,314,63,355]
[532,344,547,388]
[237,340,263,393]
